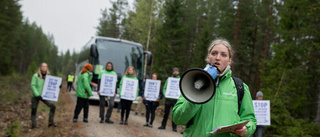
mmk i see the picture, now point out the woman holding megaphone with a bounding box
[172,38,257,137]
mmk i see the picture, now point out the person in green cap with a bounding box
[172,38,257,137]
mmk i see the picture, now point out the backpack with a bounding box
[186,76,244,128]
[232,76,244,115]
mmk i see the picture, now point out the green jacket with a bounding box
[172,70,257,137]
[118,75,139,100]
[76,71,93,99]
[163,75,180,100]
[98,70,117,80]
[30,73,44,97]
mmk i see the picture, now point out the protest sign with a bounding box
[41,75,62,102]
[165,77,181,99]
[144,79,161,101]
[120,78,138,101]
[253,100,271,125]
[100,74,117,96]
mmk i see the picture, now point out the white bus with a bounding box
[74,36,152,104]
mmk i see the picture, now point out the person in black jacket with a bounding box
[143,73,162,128]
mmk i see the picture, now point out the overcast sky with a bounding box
[19,0,133,54]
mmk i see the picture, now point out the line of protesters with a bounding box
[30,61,180,132]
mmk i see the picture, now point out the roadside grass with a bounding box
[0,75,86,137]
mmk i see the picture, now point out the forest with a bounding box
[1,0,319,136]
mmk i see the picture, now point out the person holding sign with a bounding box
[72,63,93,123]
[118,66,139,125]
[172,38,257,137]
[158,68,180,132]
[143,73,162,128]
[30,62,57,129]
[97,62,118,124]
[251,91,265,137]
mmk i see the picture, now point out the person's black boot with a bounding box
[172,128,177,132]
[124,120,128,125]
[158,126,165,129]
[48,123,58,127]
[100,118,104,123]
[83,118,88,123]
[105,118,114,124]
[73,118,77,123]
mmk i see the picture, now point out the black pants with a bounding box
[67,82,72,92]
[31,97,56,127]
[73,97,89,119]
[99,95,115,119]
[145,101,159,125]
[120,99,133,121]
[161,99,177,129]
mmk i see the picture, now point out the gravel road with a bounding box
[68,92,183,137]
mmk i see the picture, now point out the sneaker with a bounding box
[73,119,77,123]
[158,126,165,129]
[83,118,88,123]
[120,120,123,124]
[143,123,149,127]
[134,112,138,115]
[105,119,114,124]
[173,128,177,132]
[48,123,58,127]
[100,118,104,123]
[149,124,153,128]
[124,121,128,125]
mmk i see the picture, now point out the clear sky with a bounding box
[19,0,134,54]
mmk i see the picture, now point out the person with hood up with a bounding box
[72,63,93,123]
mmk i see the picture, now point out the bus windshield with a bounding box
[94,40,144,80]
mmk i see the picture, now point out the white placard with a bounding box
[100,74,117,96]
[144,79,161,101]
[165,77,181,99]
[120,78,138,101]
[253,100,271,125]
[41,75,62,102]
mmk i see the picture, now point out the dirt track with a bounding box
[68,92,183,137]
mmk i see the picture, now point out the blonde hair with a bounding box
[206,38,234,62]
[37,62,50,79]
[125,66,136,77]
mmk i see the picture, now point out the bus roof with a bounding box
[93,36,143,48]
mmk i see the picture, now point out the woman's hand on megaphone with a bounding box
[204,64,218,79]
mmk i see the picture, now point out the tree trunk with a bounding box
[260,0,273,88]
[316,82,320,125]
[232,0,241,74]
[143,0,153,79]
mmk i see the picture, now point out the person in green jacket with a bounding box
[118,66,139,125]
[73,63,93,123]
[158,67,180,132]
[30,62,57,129]
[172,38,257,137]
[97,62,118,124]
